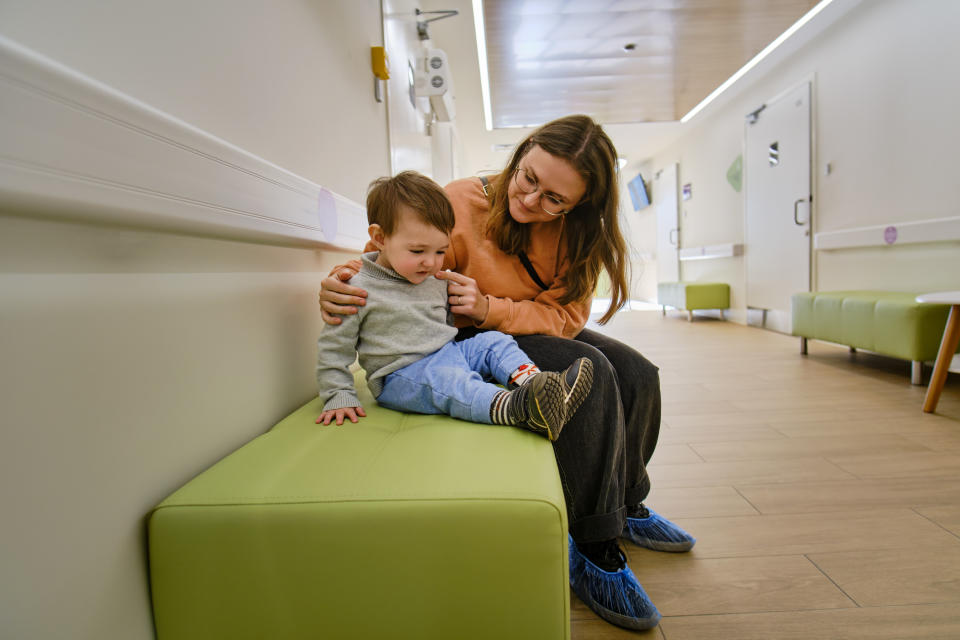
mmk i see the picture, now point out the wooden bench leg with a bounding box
[800,337,808,355]
[688,310,693,322]
[923,304,960,412]
[911,361,923,385]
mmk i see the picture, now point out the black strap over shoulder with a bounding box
[517,251,549,291]
[477,175,548,291]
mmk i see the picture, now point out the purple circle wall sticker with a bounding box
[317,188,338,244]
[883,226,897,245]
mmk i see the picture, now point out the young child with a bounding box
[315,171,592,440]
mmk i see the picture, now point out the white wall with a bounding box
[650,0,960,322]
[0,0,389,203]
[618,161,659,302]
[383,0,434,177]
[0,2,390,638]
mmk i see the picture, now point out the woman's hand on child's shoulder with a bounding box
[316,406,367,426]
[319,259,366,325]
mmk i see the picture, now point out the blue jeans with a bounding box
[376,331,532,424]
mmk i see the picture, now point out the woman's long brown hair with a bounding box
[485,115,629,325]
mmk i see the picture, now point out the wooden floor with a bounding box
[572,310,960,639]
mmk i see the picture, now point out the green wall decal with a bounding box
[726,154,743,192]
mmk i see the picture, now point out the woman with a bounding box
[319,115,694,631]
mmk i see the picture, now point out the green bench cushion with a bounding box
[658,282,730,311]
[149,371,570,640]
[791,291,954,362]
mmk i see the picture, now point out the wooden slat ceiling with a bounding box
[483,0,819,127]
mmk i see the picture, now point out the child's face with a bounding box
[370,205,450,284]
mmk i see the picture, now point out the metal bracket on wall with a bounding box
[415,8,459,40]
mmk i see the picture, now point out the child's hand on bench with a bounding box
[316,406,367,426]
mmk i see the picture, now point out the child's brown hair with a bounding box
[366,171,455,235]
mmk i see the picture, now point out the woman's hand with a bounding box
[318,259,366,325]
[435,270,489,323]
[316,406,367,426]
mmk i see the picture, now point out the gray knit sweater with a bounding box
[317,251,457,412]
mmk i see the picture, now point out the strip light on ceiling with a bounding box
[680,0,836,123]
[472,0,493,131]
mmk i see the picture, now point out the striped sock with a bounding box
[490,389,524,425]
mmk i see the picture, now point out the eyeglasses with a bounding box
[513,167,574,216]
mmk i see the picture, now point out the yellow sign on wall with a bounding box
[370,46,389,80]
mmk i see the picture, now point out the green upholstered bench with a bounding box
[791,291,956,384]
[658,281,730,321]
[149,371,570,640]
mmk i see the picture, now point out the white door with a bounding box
[744,82,812,333]
[654,163,680,285]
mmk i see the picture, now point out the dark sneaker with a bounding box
[524,357,593,440]
[569,535,661,631]
[621,504,696,552]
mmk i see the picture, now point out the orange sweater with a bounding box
[356,177,590,339]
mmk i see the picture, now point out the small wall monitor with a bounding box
[628,173,650,210]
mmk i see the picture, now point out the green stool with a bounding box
[658,281,731,321]
[149,371,570,639]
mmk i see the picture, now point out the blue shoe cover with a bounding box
[621,507,696,552]
[568,535,661,631]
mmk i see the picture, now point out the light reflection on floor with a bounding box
[590,298,660,316]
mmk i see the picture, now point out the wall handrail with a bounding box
[678,243,743,261]
[814,215,960,251]
[0,35,367,250]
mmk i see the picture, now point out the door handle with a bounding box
[669,228,678,245]
[793,197,810,226]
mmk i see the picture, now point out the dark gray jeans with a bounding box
[456,327,661,544]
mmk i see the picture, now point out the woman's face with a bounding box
[507,144,587,224]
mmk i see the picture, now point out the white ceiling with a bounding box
[419,0,855,174]
[483,0,818,127]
